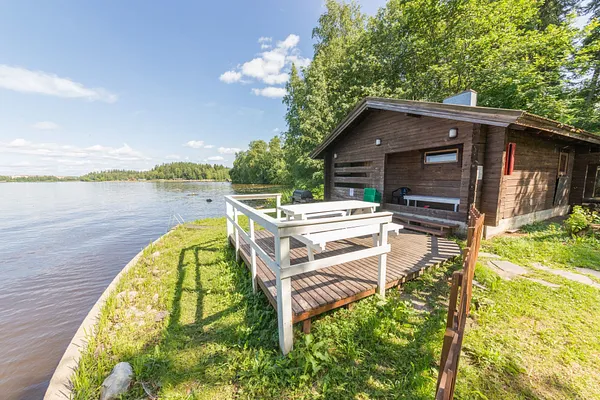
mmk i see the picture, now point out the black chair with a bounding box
[391,187,411,205]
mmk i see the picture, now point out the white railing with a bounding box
[225,193,393,355]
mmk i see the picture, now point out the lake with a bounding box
[0,181,253,399]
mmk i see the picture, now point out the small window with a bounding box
[505,142,516,175]
[424,149,458,164]
[558,152,568,176]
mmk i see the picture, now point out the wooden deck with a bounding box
[231,230,461,323]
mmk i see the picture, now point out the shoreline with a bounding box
[43,230,173,400]
[0,179,232,183]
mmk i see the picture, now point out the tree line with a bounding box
[230,0,600,189]
[0,162,230,182]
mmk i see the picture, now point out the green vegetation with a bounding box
[482,219,600,271]
[230,137,288,184]
[230,0,600,188]
[71,217,600,399]
[564,205,600,235]
[0,162,230,183]
[80,162,230,181]
[0,175,79,182]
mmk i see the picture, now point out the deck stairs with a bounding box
[392,214,457,237]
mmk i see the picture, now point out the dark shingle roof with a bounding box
[310,97,600,159]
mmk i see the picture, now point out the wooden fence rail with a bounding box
[225,194,393,355]
[435,206,485,400]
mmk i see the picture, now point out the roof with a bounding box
[310,97,600,159]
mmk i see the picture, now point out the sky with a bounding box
[0,0,387,176]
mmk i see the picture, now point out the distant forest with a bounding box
[0,162,230,182]
[230,0,600,189]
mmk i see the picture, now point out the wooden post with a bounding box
[377,222,389,298]
[249,218,257,293]
[226,201,233,238]
[276,194,282,220]
[275,235,293,355]
[302,318,312,334]
[233,208,239,262]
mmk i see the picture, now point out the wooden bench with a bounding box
[393,215,457,237]
[404,195,460,212]
[295,222,404,260]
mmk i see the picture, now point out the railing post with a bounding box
[249,218,257,293]
[377,222,389,298]
[233,207,239,262]
[276,194,282,220]
[275,233,293,355]
[226,201,233,238]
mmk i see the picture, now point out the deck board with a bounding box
[232,230,461,322]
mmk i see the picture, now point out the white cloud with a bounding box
[184,140,205,149]
[207,156,225,161]
[204,144,214,149]
[31,121,60,130]
[258,37,272,49]
[219,70,242,84]
[0,65,118,103]
[218,147,241,154]
[218,34,310,92]
[278,34,300,49]
[0,139,150,161]
[287,55,311,69]
[165,154,181,159]
[252,87,287,98]
[273,128,280,133]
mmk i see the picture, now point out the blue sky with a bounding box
[0,0,386,176]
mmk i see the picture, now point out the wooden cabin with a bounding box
[311,92,600,237]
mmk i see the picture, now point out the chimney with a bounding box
[442,89,477,106]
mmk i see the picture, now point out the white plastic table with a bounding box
[278,200,377,221]
[404,195,460,212]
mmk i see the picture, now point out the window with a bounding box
[334,161,372,168]
[505,142,516,175]
[424,149,459,164]
[558,152,569,176]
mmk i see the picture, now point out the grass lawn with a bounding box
[71,218,600,399]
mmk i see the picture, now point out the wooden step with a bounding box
[400,223,448,237]
[394,215,458,230]
[392,215,457,237]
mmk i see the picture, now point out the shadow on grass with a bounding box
[119,233,568,399]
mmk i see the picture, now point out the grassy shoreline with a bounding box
[70,218,600,399]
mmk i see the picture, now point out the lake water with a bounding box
[0,181,247,399]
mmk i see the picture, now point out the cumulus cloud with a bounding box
[0,138,149,163]
[218,34,310,97]
[204,144,214,149]
[165,154,181,159]
[218,147,241,154]
[31,121,60,130]
[184,140,205,149]
[219,70,242,84]
[277,34,300,49]
[251,87,286,98]
[0,65,118,103]
[258,37,272,49]
[207,156,225,161]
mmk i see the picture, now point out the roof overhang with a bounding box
[310,97,600,159]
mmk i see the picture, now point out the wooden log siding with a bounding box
[326,110,474,223]
[498,129,576,219]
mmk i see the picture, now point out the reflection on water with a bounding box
[0,182,271,400]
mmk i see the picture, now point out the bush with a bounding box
[564,206,598,235]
